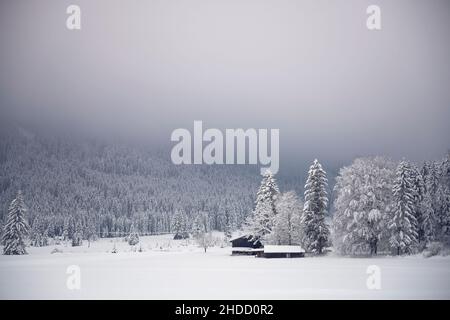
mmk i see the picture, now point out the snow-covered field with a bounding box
[1,234,449,299]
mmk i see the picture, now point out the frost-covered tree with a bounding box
[302,159,330,254]
[256,170,280,211]
[172,210,189,239]
[421,191,436,244]
[271,191,303,245]
[219,201,235,241]
[128,223,139,246]
[246,171,280,242]
[71,217,83,247]
[2,190,30,255]
[84,214,97,248]
[437,185,450,244]
[223,220,233,241]
[332,157,396,255]
[246,199,273,242]
[421,161,440,243]
[409,164,426,244]
[437,154,450,243]
[193,212,213,252]
[191,214,203,239]
[389,161,419,255]
[30,213,48,247]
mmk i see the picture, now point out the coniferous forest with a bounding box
[1,129,449,256]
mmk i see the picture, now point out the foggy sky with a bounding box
[0,0,449,174]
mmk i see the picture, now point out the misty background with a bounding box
[1,0,449,176]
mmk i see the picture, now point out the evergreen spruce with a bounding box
[2,190,30,255]
[71,218,83,247]
[302,159,330,254]
[30,214,48,247]
[128,223,139,246]
[247,170,280,242]
[389,161,419,255]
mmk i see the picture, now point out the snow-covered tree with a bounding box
[437,154,450,243]
[270,191,303,245]
[389,161,419,255]
[128,223,139,246]
[256,170,280,209]
[71,217,83,247]
[30,213,48,247]
[409,164,426,244]
[191,214,203,239]
[246,171,280,242]
[421,161,440,243]
[84,214,97,248]
[332,157,396,255]
[223,221,233,241]
[437,185,450,244]
[421,191,436,244]
[2,190,30,255]
[172,209,189,239]
[246,199,272,242]
[219,201,235,241]
[193,212,213,252]
[302,159,330,254]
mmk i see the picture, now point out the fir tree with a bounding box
[437,154,450,242]
[410,164,426,244]
[302,159,330,254]
[220,202,234,241]
[2,190,30,255]
[85,215,97,248]
[389,161,419,255]
[30,213,48,247]
[128,223,139,246]
[247,171,279,242]
[223,220,233,241]
[61,217,71,246]
[256,170,280,214]
[421,161,440,243]
[71,217,83,247]
[172,210,188,239]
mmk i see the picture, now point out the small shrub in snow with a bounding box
[423,242,443,258]
[128,233,139,246]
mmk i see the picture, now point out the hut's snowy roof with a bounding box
[229,234,251,242]
[263,245,305,253]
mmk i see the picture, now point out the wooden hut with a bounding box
[229,235,263,255]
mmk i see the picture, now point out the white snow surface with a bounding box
[0,234,449,299]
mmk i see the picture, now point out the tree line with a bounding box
[1,131,449,256]
[244,154,450,256]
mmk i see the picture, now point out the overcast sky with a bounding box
[0,0,449,174]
